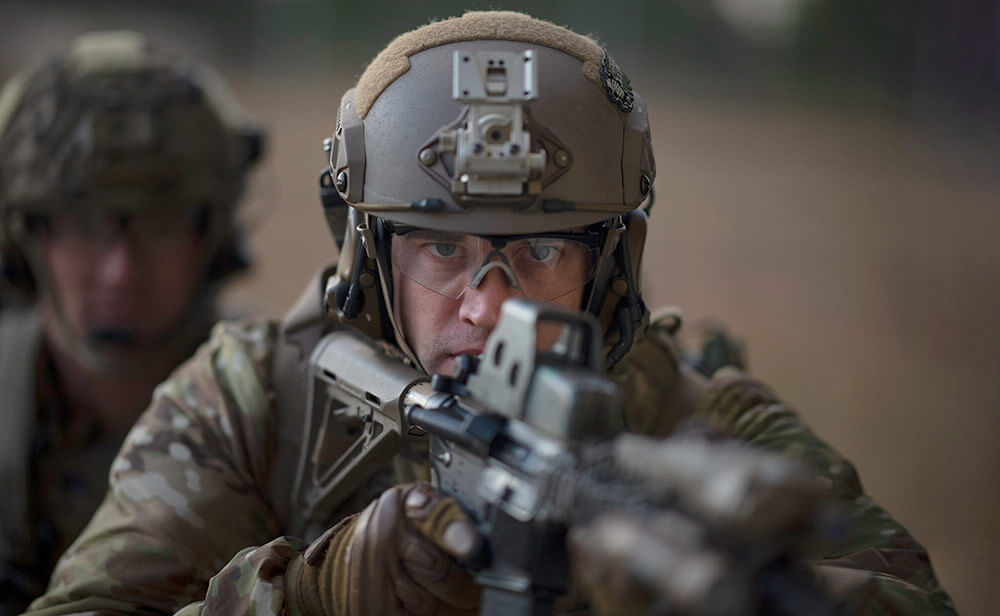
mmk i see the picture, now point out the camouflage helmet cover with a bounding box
[0,30,259,213]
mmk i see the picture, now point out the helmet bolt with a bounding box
[472,142,485,154]
[554,150,570,167]
[419,148,437,166]
[508,143,520,154]
[640,174,651,196]
[359,271,377,288]
[335,171,348,192]
[612,278,629,296]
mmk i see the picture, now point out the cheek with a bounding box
[40,242,91,318]
[138,241,205,323]
[393,269,454,361]
[394,271,430,348]
[536,288,588,350]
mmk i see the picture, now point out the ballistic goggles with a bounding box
[388,222,606,301]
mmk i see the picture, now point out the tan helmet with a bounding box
[323,11,654,367]
[0,30,264,296]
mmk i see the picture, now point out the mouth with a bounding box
[87,326,137,348]
[449,348,485,370]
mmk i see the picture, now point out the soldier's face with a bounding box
[35,207,206,371]
[391,230,586,376]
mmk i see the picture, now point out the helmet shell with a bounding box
[329,12,654,235]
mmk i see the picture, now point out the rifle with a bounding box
[291,298,841,615]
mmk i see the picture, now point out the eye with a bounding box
[429,242,460,258]
[527,240,559,262]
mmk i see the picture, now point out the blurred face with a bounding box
[33,205,206,372]
[391,226,597,376]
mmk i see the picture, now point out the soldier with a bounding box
[26,12,953,616]
[0,31,263,613]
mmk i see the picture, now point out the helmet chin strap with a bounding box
[365,215,426,374]
[580,215,648,368]
[380,263,426,374]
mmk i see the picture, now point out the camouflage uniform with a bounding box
[24,272,956,616]
[0,306,215,616]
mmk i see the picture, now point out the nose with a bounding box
[93,237,140,288]
[458,266,520,331]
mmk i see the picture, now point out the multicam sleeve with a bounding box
[695,369,958,615]
[25,320,309,616]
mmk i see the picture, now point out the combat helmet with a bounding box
[322,11,655,368]
[0,30,264,297]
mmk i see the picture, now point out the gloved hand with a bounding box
[288,482,482,616]
[566,431,838,616]
[568,510,737,616]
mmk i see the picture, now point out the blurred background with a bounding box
[2,1,997,613]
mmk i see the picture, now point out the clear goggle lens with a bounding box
[392,228,601,301]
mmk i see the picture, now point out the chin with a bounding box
[77,343,144,376]
[428,358,453,378]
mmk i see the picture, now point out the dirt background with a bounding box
[2,2,998,614]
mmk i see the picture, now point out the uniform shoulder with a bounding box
[204,316,283,363]
[152,316,282,419]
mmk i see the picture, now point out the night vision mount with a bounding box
[417,50,571,199]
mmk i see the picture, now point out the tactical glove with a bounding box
[566,431,840,616]
[568,511,737,616]
[288,482,482,616]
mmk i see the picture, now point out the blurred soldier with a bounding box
[26,12,953,616]
[0,31,263,612]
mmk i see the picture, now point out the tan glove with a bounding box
[288,482,482,616]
